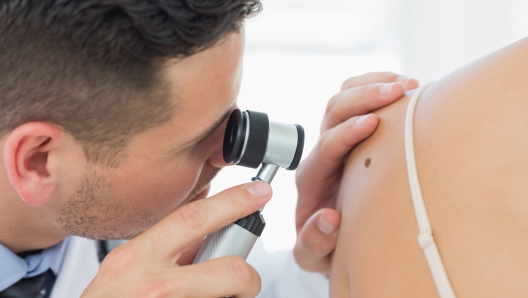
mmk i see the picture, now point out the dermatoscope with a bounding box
[193,109,305,264]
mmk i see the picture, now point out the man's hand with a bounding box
[294,72,419,274]
[82,182,272,298]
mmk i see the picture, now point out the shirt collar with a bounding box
[0,238,69,292]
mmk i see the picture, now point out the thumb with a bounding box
[293,208,341,274]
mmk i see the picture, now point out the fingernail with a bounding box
[397,76,418,90]
[355,114,369,125]
[318,215,338,235]
[247,182,271,198]
[379,82,395,96]
[396,75,410,83]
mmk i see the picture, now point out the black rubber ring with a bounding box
[286,124,305,170]
[223,109,245,164]
[234,211,266,237]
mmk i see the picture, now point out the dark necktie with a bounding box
[0,269,56,298]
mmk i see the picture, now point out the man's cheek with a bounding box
[158,169,200,205]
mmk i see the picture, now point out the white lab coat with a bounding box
[248,240,329,298]
[48,237,329,298]
[49,237,99,298]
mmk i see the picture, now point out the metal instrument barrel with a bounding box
[193,223,258,263]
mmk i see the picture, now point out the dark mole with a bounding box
[364,158,371,168]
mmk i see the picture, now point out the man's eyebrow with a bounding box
[182,104,236,148]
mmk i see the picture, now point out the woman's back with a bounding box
[330,37,528,297]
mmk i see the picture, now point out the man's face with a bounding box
[57,32,245,240]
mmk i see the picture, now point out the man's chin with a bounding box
[190,184,211,203]
[74,168,221,241]
[114,183,214,240]
[124,173,217,239]
[185,168,220,204]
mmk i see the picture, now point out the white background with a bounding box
[210,0,528,252]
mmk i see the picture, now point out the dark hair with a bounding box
[0,0,261,166]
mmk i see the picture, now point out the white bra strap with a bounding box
[405,82,456,298]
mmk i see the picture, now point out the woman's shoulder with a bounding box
[413,36,528,297]
[330,85,434,296]
[331,37,528,297]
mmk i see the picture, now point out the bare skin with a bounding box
[295,72,419,274]
[0,21,421,295]
[0,32,245,254]
[330,37,528,297]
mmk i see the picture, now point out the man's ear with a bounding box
[3,122,71,206]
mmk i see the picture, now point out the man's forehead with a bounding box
[161,31,244,149]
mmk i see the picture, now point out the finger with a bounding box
[135,182,272,263]
[174,256,261,298]
[294,209,340,274]
[316,114,379,173]
[297,114,378,210]
[322,82,404,133]
[341,71,419,91]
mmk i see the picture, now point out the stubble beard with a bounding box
[185,167,221,204]
[57,165,221,241]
